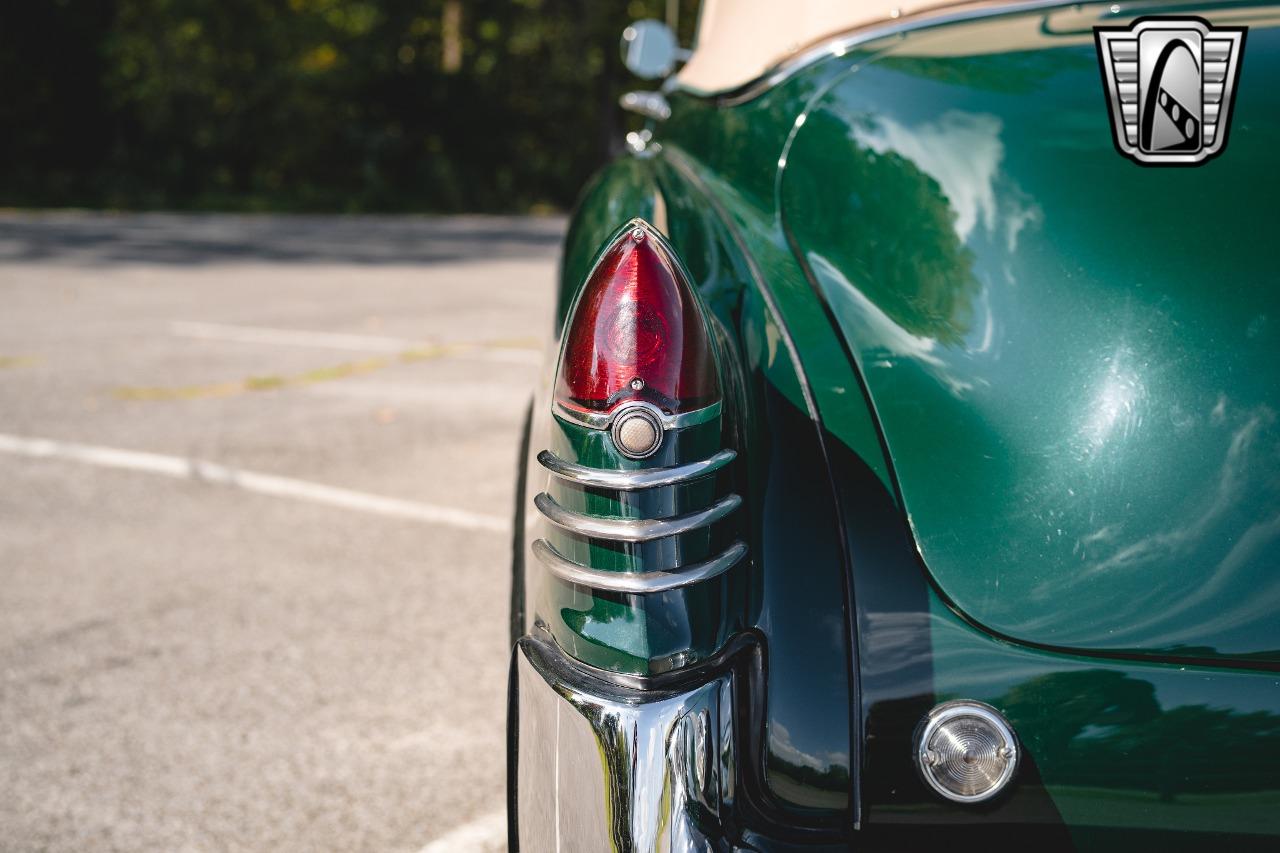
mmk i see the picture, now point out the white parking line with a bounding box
[0,433,508,533]
[417,811,507,853]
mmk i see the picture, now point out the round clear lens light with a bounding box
[611,406,662,458]
[916,701,1019,803]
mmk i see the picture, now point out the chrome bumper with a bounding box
[510,636,739,852]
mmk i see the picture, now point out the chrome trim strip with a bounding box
[553,399,721,432]
[537,448,736,490]
[682,0,1083,105]
[620,90,672,121]
[534,491,741,542]
[532,539,747,593]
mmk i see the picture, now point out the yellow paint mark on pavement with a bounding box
[113,339,532,401]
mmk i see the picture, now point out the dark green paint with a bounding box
[927,596,1280,843]
[780,6,1280,662]
[523,0,1280,845]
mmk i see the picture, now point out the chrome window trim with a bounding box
[537,448,736,490]
[680,0,1083,106]
[534,491,741,542]
[553,399,722,432]
[531,538,747,593]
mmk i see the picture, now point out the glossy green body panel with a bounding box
[925,598,1280,845]
[818,395,1280,848]
[521,0,1280,845]
[779,4,1280,662]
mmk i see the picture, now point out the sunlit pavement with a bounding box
[0,212,561,852]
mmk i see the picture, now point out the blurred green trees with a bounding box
[0,0,694,212]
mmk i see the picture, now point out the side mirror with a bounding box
[620,19,679,80]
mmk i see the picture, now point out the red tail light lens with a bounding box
[555,221,719,418]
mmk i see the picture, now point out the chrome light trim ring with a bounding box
[553,400,722,432]
[915,701,1020,804]
[611,404,664,459]
[532,538,746,593]
[537,448,736,490]
[534,491,741,542]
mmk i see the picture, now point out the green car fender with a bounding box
[513,3,1280,845]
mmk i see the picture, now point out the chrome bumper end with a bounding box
[510,636,739,852]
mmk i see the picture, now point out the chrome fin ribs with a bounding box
[532,447,744,594]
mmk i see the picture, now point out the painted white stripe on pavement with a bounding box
[0,433,508,533]
[418,811,507,853]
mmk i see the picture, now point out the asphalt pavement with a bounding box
[0,212,562,852]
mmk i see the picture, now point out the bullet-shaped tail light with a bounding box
[554,219,720,455]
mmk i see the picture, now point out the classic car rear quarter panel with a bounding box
[516,5,1280,842]
[778,1,1280,664]
[660,0,1280,844]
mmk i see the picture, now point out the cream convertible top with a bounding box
[674,0,1278,94]
[674,0,1001,94]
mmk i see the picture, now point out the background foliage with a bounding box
[0,0,696,212]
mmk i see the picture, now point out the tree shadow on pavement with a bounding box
[0,212,566,267]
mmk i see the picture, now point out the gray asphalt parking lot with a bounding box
[0,212,561,851]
